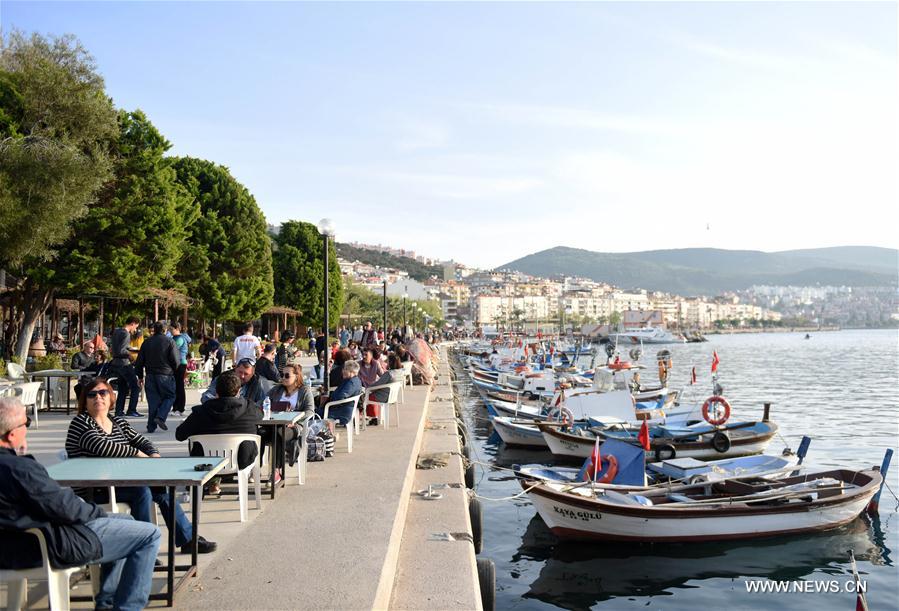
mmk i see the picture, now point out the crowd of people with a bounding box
[0,317,442,610]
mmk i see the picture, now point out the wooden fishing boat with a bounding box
[537,418,778,460]
[523,467,883,542]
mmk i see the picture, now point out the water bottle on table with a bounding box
[263,396,271,420]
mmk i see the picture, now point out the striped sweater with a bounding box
[65,414,159,459]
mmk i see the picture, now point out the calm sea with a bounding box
[455,329,899,610]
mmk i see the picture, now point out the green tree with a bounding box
[0,32,118,266]
[172,157,274,323]
[271,220,343,329]
[0,32,120,360]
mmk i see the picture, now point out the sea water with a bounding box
[457,329,899,610]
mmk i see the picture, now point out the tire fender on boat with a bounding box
[702,395,731,426]
[711,431,731,453]
[654,443,677,462]
[465,462,476,489]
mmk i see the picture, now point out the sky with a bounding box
[2,1,897,269]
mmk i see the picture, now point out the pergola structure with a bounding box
[261,306,302,341]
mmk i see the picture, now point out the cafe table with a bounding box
[26,369,87,414]
[257,412,309,499]
[47,456,227,607]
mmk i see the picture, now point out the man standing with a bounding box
[170,322,190,416]
[360,321,377,348]
[339,325,350,347]
[233,322,261,365]
[109,316,142,418]
[275,330,296,369]
[134,322,179,433]
[0,397,161,610]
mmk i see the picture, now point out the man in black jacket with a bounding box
[255,343,281,383]
[109,316,142,418]
[134,321,179,433]
[176,373,263,472]
[0,397,161,610]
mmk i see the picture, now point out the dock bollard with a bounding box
[468,496,483,554]
[477,558,496,611]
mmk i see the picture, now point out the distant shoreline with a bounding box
[705,326,892,335]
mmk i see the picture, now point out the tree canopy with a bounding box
[272,220,343,329]
[0,31,118,267]
[172,157,274,322]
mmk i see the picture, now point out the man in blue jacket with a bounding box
[0,397,161,610]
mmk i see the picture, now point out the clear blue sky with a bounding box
[3,1,896,268]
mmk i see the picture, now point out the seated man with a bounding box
[176,372,263,473]
[70,340,96,370]
[255,343,281,384]
[315,360,362,425]
[200,358,273,407]
[0,397,161,611]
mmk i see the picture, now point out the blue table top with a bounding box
[46,456,228,487]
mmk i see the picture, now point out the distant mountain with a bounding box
[499,246,897,295]
[336,243,443,282]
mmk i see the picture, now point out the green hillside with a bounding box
[336,243,442,282]
[499,246,897,295]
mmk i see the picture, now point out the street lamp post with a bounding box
[382,280,388,339]
[318,218,335,395]
[402,293,408,339]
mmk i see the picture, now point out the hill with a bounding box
[336,243,443,282]
[499,246,897,295]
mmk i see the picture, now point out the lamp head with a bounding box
[318,218,336,237]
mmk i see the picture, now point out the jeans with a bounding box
[87,513,161,611]
[112,486,193,547]
[145,373,176,432]
[111,364,140,416]
[173,364,187,413]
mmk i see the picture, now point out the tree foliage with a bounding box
[272,220,343,328]
[0,31,118,266]
[36,110,197,296]
[172,157,273,321]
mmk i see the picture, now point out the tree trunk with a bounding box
[13,281,54,363]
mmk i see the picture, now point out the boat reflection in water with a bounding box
[518,514,891,610]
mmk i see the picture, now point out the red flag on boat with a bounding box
[711,351,720,373]
[691,367,697,385]
[637,420,651,451]
[592,438,601,481]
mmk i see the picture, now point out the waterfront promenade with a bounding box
[6,348,481,610]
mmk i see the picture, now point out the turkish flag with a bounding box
[638,420,651,451]
[691,366,697,385]
[711,351,720,373]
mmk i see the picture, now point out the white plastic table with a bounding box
[47,456,227,606]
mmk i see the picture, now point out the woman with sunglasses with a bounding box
[64,377,217,554]
[262,363,314,481]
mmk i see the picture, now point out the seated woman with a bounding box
[263,363,315,477]
[364,353,405,425]
[65,377,217,554]
[358,348,385,388]
[315,360,362,425]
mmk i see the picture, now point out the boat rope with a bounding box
[470,481,544,502]
[882,479,899,507]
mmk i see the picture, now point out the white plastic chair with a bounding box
[5,362,26,381]
[187,434,261,522]
[9,382,42,429]
[361,382,403,428]
[0,528,86,611]
[400,361,413,403]
[321,396,361,453]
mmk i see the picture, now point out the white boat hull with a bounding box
[493,418,548,447]
[528,486,875,542]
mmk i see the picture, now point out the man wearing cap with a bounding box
[255,343,281,383]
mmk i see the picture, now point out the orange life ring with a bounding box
[585,454,618,484]
[608,362,632,371]
[702,395,731,426]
